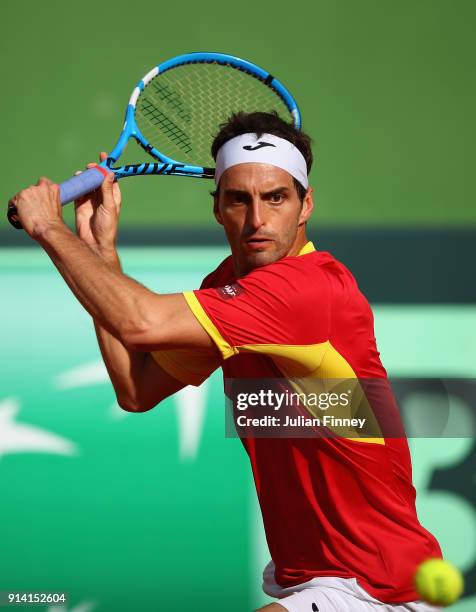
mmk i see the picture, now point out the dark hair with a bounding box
[210,111,313,201]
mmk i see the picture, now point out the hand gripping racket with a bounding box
[7,52,301,230]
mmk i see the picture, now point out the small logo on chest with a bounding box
[217,283,244,299]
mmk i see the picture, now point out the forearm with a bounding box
[94,319,149,408]
[36,223,153,341]
[91,248,147,408]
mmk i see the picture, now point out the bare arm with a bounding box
[25,218,214,351]
[75,160,187,411]
[9,154,207,411]
[74,162,193,410]
[9,175,215,351]
[95,328,186,412]
[94,249,186,412]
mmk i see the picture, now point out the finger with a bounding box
[99,172,115,207]
[37,176,53,185]
[51,183,61,204]
[74,186,97,208]
[99,151,108,162]
[46,182,61,206]
[111,181,121,210]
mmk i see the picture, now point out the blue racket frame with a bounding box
[8,52,301,227]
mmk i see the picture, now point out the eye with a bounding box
[229,197,246,207]
[269,192,284,204]
[225,194,247,207]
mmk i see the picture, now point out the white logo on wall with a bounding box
[0,397,77,458]
[54,360,209,461]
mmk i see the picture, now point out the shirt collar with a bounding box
[298,241,316,256]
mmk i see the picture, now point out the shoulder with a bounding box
[250,250,370,316]
[306,250,364,298]
[240,250,349,293]
[200,249,363,304]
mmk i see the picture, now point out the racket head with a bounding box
[108,53,301,175]
[7,53,302,228]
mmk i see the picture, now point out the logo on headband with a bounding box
[243,141,276,151]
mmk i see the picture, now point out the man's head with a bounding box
[211,111,314,277]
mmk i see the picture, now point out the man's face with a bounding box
[214,163,313,276]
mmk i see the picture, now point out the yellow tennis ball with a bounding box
[414,559,464,606]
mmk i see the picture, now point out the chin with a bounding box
[242,250,280,274]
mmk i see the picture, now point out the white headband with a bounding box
[214,133,308,189]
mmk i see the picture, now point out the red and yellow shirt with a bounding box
[152,241,442,603]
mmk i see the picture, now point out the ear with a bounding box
[298,187,314,225]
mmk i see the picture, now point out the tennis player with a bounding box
[10,112,443,611]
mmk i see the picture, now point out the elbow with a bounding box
[119,319,162,353]
[116,396,158,413]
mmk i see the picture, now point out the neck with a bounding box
[286,227,309,258]
[233,227,310,278]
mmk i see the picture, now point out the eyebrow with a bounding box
[262,186,290,197]
[223,186,290,198]
[223,189,249,198]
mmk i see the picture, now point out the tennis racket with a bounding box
[7,52,301,230]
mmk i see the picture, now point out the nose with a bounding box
[245,197,265,231]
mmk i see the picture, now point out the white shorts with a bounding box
[262,562,441,612]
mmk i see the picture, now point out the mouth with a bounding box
[244,237,274,251]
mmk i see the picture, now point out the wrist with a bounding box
[94,245,121,269]
[33,220,71,244]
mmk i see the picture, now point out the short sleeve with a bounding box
[148,259,230,386]
[182,256,331,361]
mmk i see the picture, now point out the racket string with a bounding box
[135,61,291,167]
[140,98,193,155]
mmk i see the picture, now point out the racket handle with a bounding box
[7,204,22,229]
[7,165,109,230]
[59,165,109,204]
